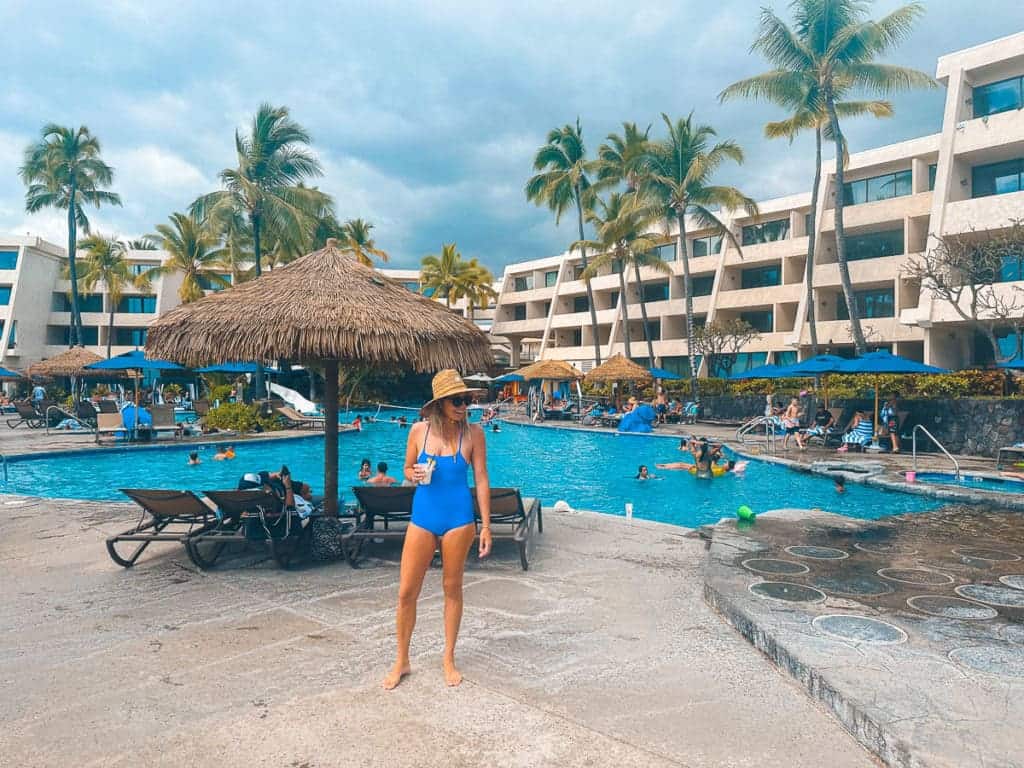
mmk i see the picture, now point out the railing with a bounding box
[45,405,96,435]
[912,424,960,481]
[736,415,778,453]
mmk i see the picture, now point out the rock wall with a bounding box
[698,395,1024,457]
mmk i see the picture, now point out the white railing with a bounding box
[736,415,778,453]
[912,425,960,481]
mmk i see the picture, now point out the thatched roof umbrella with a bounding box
[583,354,652,385]
[516,359,584,381]
[27,346,104,378]
[146,239,492,515]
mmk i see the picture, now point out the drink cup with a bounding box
[414,462,434,485]
[625,502,634,520]
[905,471,916,483]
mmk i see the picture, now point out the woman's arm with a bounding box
[469,424,492,558]
[404,422,425,483]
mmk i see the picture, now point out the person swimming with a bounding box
[358,458,372,481]
[635,464,656,480]
[187,451,201,466]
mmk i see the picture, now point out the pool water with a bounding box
[5,419,942,528]
[915,472,1024,494]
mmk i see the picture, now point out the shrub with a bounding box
[208,384,234,403]
[203,402,282,433]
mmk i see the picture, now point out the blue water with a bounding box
[916,472,1024,494]
[6,418,942,528]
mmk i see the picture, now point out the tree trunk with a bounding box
[616,264,632,359]
[323,360,339,517]
[575,184,602,366]
[676,211,699,401]
[633,261,656,365]
[826,92,867,354]
[806,125,823,356]
[66,182,82,347]
[107,305,114,358]
[250,211,266,398]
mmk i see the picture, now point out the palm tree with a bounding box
[340,218,390,266]
[724,1,933,354]
[147,212,230,303]
[576,193,666,361]
[420,243,467,307]
[526,120,602,366]
[641,113,757,398]
[595,122,651,193]
[20,125,122,346]
[78,234,138,357]
[721,75,893,356]
[191,103,327,278]
[125,236,158,250]
[457,259,498,321]
[210,206,254,284]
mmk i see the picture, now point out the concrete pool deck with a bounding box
[0,496,876,767]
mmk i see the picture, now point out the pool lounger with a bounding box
[107,489,225,569]
[196,488,309,570]
[475,488,543,571]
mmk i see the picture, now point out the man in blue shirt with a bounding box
[31,384,45,405]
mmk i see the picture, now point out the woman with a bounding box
[383,370,492,690]
[837,410,874,452]
[358,458,372,482]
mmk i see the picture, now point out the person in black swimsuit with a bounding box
[383,370,492,690]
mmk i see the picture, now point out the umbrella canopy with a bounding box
[85,350,187,372]
[729,363,785,380]
[463,372,494,383]
[648,366,682,381]
[778,354,849,377]
[997,356,1024,370]
[27,346,105,378]
[835,350,948,376]
[146,239,492,515]
[584,354,653,385]
[195,362,275,375]
[516,359,584,381]
[0,366,22,379]
[493,372,524,383]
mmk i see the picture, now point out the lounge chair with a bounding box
[6,401,44,429]
[95,412,127,443]
[474,488,542,571]
[75,401,98,429]
[106,489,222,568]
[149,404,181,439]
[95,399,120,414]
[197,488,306,569]
[276,405,325,430]
[347,485,416,566]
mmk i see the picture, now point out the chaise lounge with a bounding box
[347,485,415,566]
[275,405,325,430]
[106,489,224,568]
[474,488,542,571]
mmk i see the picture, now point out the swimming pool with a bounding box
[5,419,943,527]
[914,472,1024,494]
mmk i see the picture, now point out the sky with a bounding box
[1,1,1021,272]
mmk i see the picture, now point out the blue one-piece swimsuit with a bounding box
[411,424,475,536]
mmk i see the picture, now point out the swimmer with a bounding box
[491,422,500,432]
[358,458,372,481]
[212,445,229,461]
[834,476,846,493]
[225,444,236,460]
[728,460,749,474]
[352,415,363,431]
[187,451,201,466]
[636,465,657,480]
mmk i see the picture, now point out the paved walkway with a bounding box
[0,497,874,767]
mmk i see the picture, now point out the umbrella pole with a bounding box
[873,381,880,442]
[323,360,339,517]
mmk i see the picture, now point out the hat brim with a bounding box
[420,386,486,415]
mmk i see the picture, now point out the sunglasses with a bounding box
[446,395,472,407]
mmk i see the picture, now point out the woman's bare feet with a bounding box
[382,662,411,690]
[443,659,463,687]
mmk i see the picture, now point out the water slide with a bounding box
[269,382,319,414]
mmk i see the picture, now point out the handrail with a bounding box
[736,415,778,452]
[912,424,960,480]
[45,405,97,435]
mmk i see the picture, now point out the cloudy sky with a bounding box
[1,1,1020,271]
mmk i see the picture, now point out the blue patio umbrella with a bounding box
[0,366,22,379]
[779,354,849,377]
[836,351,949,442]
[494,372,525,383]
[729,363,785,380]
[648,366,682,381]
[195,362,274,375]
[86,351,187,433]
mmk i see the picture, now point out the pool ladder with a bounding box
[736,415,778,453]
[911,424,960,481]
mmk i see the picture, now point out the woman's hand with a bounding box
[478,527,492,558]
[408,464,425,483]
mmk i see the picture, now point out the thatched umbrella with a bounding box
[146,239,492,515]
[27,346,104,378]
[516,359,584,381]
[583,354,652,385]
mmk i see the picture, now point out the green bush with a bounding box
[203,402,282,433]
[208,384,234,403]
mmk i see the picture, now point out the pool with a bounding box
[914,472,1024,494]
[5,419,943,528]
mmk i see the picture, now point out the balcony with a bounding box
[501,285,556,304]
[955,110,1024,156]
[715,283,802,309]
[490,318,548,336]
[726,236,808,264]
[558,279,588,295]
[812,255,905,287]
[819,191,931,231]
[941,190,1024,235]
[669,255,719,275]
[549,309,616,329]
[812,318,924,343]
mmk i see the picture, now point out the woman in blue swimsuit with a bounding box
[383,370,492,690]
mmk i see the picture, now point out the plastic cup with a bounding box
[905,471,916,483]
[414,462,433,486]
[625,502,634,520]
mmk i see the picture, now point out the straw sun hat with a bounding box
[421,369,484,414]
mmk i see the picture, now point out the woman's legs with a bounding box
[383,523,438,690]
[439,522,478,686]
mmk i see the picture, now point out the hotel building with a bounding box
[491,32,1024,374]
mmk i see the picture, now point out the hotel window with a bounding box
[740,310,773,333]
[50,325,99,345]
[642,281,669,303]
[650,242,676,261]
[542,301,551,316]
[847,229,904,261]
[999,254,1024,283]
[197,274,229,291]
[118,295,157,313]
[804,213,813,235]
[972,158,1024,198]
[573,265,586,280]
[690,275,715,296]
[114,328,148,346]
[0,286,10,305]
[51,292,103,312]
[740,265,781,289]
[402,281,419,292]
[973,76,1024,118]
[842,169,912,206]
[691,235,722,257]
[571,329,583,346]
[742,219,789,246]
[712,352,767,377]
[836,288,894,320]
[544,270,558,288]
[6,320,15,348]
[512,304,526,321]
[129,262,157,277]
[513,275,533,291]
[572,296,589,313]
[611,258,624,273]
[609,291,619,306]
[421,286,436,298]
[928,164,937,191]
[774,350,797,367]
[0,250,17,270]
[644,319,661,341]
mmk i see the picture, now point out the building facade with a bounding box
[492,32,1024,374]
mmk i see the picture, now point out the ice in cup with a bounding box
[414,461,435,485]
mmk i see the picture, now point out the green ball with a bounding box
[737,505,756,520]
